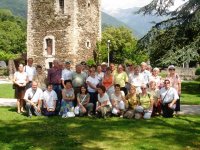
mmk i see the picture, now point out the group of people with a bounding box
[13,58,181,119]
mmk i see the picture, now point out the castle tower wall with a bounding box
[27,0,101,68]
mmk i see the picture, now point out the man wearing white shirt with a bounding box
[42,84,58,116]
[140,62,151,86]
[128,65,145,94]
[24,81,43,117]
[159,79,179,118]
[61,61,73,88]
[24,58,36,89]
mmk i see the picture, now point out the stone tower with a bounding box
[27,0,101,68]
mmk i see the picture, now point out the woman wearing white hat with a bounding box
[166,65,181,114]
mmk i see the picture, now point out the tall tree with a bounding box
[0,9,26,60]
[96,26,147,64]
[137,0,200,67]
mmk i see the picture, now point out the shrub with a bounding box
[195,68,200,75]
[0,68,8,76]
[86,59,96,67]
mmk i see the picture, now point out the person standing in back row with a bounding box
[24,58,36,89]
[166,65,181,114]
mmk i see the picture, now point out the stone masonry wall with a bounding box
[27,0,101,68]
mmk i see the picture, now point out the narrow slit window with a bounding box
[59,0,64,13]
[46,39,53,55]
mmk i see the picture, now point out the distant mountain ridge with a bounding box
[0,0,166,38]
[104,7,168,37]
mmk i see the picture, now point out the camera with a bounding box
[28,96,32,100]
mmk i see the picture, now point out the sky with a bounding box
[102,0,186,12]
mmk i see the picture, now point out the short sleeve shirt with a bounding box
[43,90,58,108]
[14,71,27,84]
[114,71,128,87]
[159,87,179,104]
[24,88,43,103]
[86,76,99,92]
[98,93,111,107]
[111,91,125,103]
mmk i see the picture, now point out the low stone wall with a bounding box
[161,67,198,80]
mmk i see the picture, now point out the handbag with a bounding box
[12,84,17,89]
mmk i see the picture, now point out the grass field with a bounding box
[0,84,14,98]
[0,107,200,150]
[181,81,200,105]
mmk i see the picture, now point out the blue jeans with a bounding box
[59,100,74,115]
[53,84,62,113]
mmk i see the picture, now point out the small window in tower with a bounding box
[46,39,53,55]
[49,62,53,68]
[88,3,90,7]
[86,40,91,49]
[59,0,64,13]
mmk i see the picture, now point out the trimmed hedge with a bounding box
[195,67,200,75]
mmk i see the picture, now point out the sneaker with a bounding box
[88,113,92,117]
[62,114,66,118]
[120,115,123,118]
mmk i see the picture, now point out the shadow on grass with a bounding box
[182,82,200,97]
[0,113,200,150]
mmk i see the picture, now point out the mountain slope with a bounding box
[0,0,141,37]
[101,12,141,37]
[105,7,168,37]
[0,0,27,17]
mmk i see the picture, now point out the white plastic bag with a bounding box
[118,101,125,110]
[74,106,80,115]
[143,111,152,119]
[67,112,75,117]
[112,108,118,115]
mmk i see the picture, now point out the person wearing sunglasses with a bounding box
[159,79,179,118]
[135,84,154,119]
[166,65,181,114]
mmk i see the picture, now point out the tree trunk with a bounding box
[8,59,16,80]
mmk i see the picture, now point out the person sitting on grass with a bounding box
[148,80,161,116]
[110,84,126,117]
[135,84,154,119]
[96,85,112,118]
[76,85,94,116]
[59,80,75,118]
[159,79,179,118]
[42,84,58,116]
[123,85,140,119]
[24,81,43,118]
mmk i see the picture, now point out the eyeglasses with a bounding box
[141,88,146,90]
[164,82,170,84]
[169,69,175,71]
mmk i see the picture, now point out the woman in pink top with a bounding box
[166,65,181,113]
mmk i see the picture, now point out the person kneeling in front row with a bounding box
[24,81,43,117]
[42,84,58,116]
[159,79,179,118]
[96,85,112,118]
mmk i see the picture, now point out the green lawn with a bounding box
[181,81,200,105]
[0,84,14,98]
[0,107,200,150]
